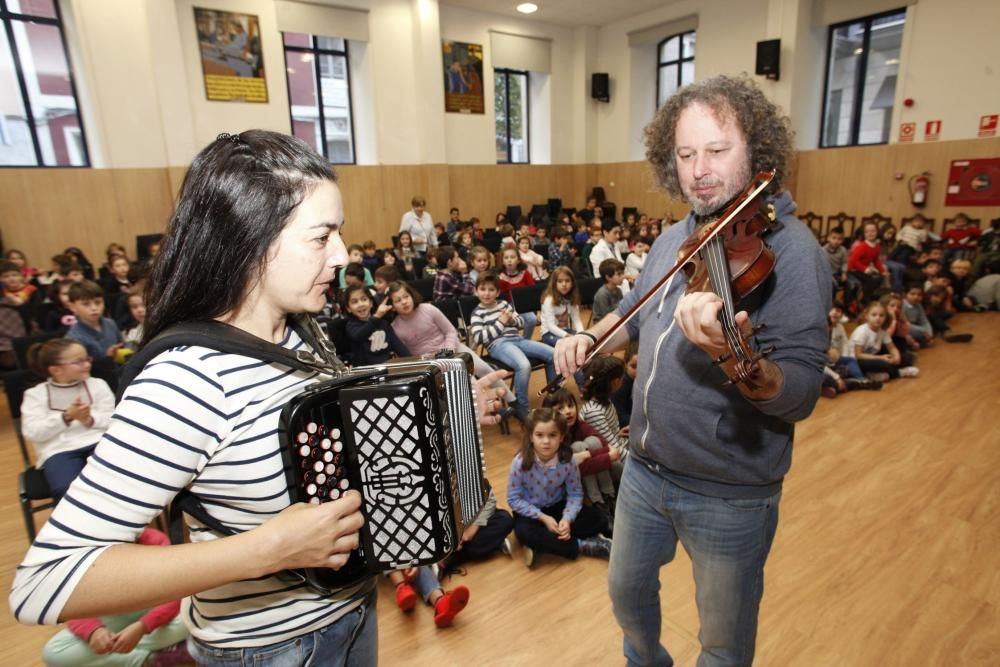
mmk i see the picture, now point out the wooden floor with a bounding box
[0,313,997,666]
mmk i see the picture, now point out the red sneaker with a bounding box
[433,585,470,628]
[396,582,417,612]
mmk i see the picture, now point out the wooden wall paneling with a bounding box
[336,165,389,247]
[593,161,686,221]
[166,167,188,201]
[793,138,1000,229]
[0,169,120,271]
[109,169,174,256]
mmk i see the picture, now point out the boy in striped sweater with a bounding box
[470,272,555,421]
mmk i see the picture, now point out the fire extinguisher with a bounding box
[909,173,930,207]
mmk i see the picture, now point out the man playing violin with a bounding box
[554,75,830,666]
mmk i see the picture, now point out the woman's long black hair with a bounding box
[141,130,336,346]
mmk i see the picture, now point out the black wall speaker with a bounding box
[756,39,780,80]
[592,73,610,102]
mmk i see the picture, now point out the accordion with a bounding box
[278,353,490,593]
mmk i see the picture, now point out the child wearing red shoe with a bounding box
[388,567,470,628]
[40,528,192,667]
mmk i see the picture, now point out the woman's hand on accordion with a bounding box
[475,369,510,425]
[253,491,364,574]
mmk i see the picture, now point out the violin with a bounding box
[540,170,778,396]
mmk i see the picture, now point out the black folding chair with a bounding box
[432,299,468,344]
[2,369,55,542]
[577,277,604,327]
[409,277,435,303]
[510,284,547,316]
[481,232,502,254]
[12,332,62,371]
[505,206,522,224]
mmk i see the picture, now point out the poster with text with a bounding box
[194,7,267,103]
[442,41,484,114]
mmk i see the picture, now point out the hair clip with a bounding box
[217,132,242,145]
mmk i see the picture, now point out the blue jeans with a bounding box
[44,444,96,502]
[608,457,781,667]
[187,593,377,667]
[834,356,863,379]
[520,311,537,341]
[541,332,585,386]
[488,337,556,418]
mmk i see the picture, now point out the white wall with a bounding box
[48,0,1000,169]
[894,0,1000,142]
[594,0,769,163]
[437,4,575,164]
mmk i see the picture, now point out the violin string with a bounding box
[704,234,745,363]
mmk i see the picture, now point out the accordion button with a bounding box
[338,479,349,490]
[323,451,333,463]
[313,461,324,473]
[325,464,335,474]
[307,422,318,434]
[309,497,320,505]
[333,442,343,453]
[306,483,317,495]
[298,445,310,457]
[316,473,327,485]
[329,489,340,500]
[296,432,308,444]
[320,438,331,450]
[332,428,342,439]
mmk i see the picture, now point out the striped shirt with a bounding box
[469,300,523,350]
[580,399,629,454]
[10,328,367,648]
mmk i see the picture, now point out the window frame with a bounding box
[655,30,695,111]
[0,0,91,168]
[819,7,906,148]
[282,32,356,165]
[494,67,529,165]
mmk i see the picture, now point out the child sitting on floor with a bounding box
[507,408,612,568]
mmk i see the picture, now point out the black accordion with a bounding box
[278,354,490,593]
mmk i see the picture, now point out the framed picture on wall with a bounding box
[442,40,484,114]
[193,7,268,103]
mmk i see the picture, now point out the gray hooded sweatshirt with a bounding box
[616,191,831,499]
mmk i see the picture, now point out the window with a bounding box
[656,31,695,109]
[0,0,89,167]
[820,9,905,147]
[495,68,528,164]
[283,32,354,164]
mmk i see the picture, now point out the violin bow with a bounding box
[539,170,775,396]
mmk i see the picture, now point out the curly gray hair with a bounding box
[644,74,794,199]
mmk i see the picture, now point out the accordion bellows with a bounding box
[279,354,489,593]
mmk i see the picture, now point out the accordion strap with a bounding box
[117,314,346,553]
[116,315,347,402]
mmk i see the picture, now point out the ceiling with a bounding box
[441,0,674,28]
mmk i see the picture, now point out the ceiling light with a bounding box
[517,3,538,14]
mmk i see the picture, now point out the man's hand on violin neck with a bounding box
[674,292,752,358]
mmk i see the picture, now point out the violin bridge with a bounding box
[766,203,776,221]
